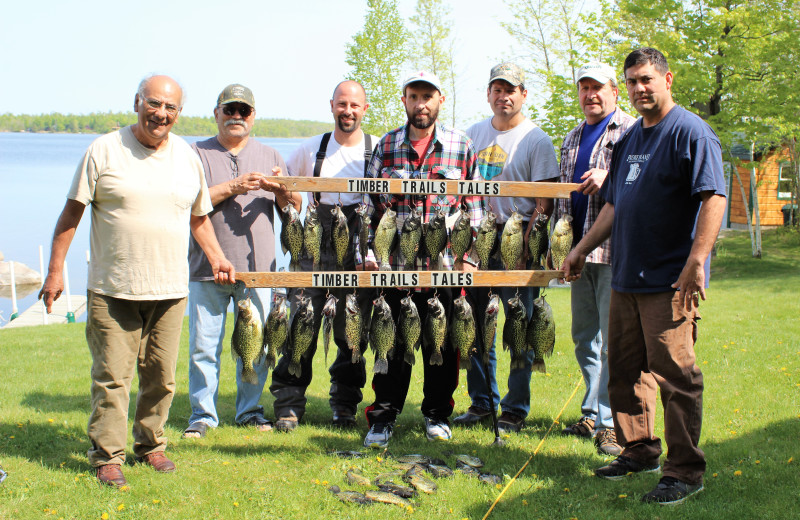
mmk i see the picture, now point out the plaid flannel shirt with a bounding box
[360,123,484,271]
[555,108,636,265]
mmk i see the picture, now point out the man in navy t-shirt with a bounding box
[562,48,727,505]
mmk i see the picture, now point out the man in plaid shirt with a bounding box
[554,62,635,455]
[360,71,484,449]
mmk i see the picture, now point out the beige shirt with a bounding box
[68,126,212,300]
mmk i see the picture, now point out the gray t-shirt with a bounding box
[466,118,559,223]
[189,137,286,280]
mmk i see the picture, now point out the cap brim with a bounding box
[490,75,523,87]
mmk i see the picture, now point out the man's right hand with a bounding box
[38,272,64,313]
[230,172,267,195]
[560,250,586,282]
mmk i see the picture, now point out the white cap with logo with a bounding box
[575,62,617,85]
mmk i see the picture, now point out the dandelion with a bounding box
[314,479,320,485]
[564,487,570,492]
[101,514,109,520]
[222,461,230,466]
[48,418,55,423]
[755,460,761,464]
[322,480,328,486]
[376,456,383,462]
[522,500,529,506]
[9,436,14,439]
[788,457,794,464]
[496,484,502,489]
[734,470,742,476]
[117,504,125,511]
[712,473,718,478]
[618,494,627,498]
[152,499,161,504]
[234,502,239,507]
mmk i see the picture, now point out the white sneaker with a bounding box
[364,422,393,448]
[425,417,452,441]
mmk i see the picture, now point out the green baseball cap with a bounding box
[217,84,255,108]
[489,63,525,87]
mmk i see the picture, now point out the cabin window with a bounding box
[778,162,795,200]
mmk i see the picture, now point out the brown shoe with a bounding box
[96,464,127,487]
[594,428,622,456]
[562,416,595,438]
[136,452,176,473]
[497,411,525,433]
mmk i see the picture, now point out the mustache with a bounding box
[224,119,247,127]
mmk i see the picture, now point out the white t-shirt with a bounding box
[68,126,212,300]
[466,118,559,223]
[286,132,378,206]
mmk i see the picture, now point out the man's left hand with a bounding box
[577,168,609,196]
[672,259,705,311]
[211,258,236,284]
[260,166,288,195]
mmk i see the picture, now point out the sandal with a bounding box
[183,421,209,439]
[238,416,273,432]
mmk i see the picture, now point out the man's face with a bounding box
[214,102,255,140]
[487,80,526,119]
[134,76,182,145]
[624,62,673,117]
[402,83,443,130]
[330,82,368,133]
[578,78,618,124]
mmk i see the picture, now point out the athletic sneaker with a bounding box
[594,428,622,456]
[595,455,661,480]
[424,417,452,441]
[364,422,393,448]
[641,476,704,505]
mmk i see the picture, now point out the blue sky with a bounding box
[0,0,523,126]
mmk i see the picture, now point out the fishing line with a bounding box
[482,374,584,520]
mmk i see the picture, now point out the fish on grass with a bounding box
[280,203,304,272]
[364,490,411,507]
[399,206,423,271]
[303,202,323,270]
[345,467,372,487]
[328,486,372,505]
[374,208,398,271]
[501,209,524,270]
[286,295,315,378]
[451,294,476,370]
[528,212,549,269]
[549,214,573,271]
[263,291,288,370]
[398,295,421,366]
[331,204,350,271]
[475,209,497,270]
[356,203,371,266]
[369,294,396,374]
[423,207,448,269]
[503,294,529,370]
[449,206,473,270]
[423,293,448,366]
[481,293,501,366]
[344,292,363,363]
[404,470,437,494]
[321,292,338,364]
[526,295,556,373]
[231,298,264,385]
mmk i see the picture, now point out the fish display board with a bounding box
[239,270,564,288]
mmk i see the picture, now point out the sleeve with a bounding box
[286,138,309,177]
[67,148,97,206]
[690,136,727,198]
[529,132,560,182]
[191,153,213,216]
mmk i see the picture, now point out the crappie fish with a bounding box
[262,291,288,370]
[425,464,454,478]
[369,294,395,374]
[329,486,372,505]
[374,208,398,271]
[449,206,473,269]
[404,471,437,494]
[396,454,433,465]
[231,298,263,385]
[287,295,315,378]
[303,202,323,270]
[398,295,421,366]
[424,207,448,268]
[528,212,549,269]
[456,454,484,468]
[329,450,368,459]
[549,214,573,271]
[364,490,411,507]
[399,206,423,271]
[345,467,372,487]
[481,293,501,366]
[500,210,524,270]
[526,295,556,373]
[423,293,447,366]
[478,473,502,485]
[451,294,476,370]
[280,203,304,272]
[376,482,416,498]
[331,204,350,271]
[503,294,529,370]
[356,203,371,266]
[344,292,363,363]
[321,292,338,364]
[475,210,497,270]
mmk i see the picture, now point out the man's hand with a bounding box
[259,166,286,194]
[672,258,705,311]
[560,249,586,282]
[38,271,64,313]
[231,172,267,195]
[363,260,379,271]
[210,257,236,285]
[577,168,608,196]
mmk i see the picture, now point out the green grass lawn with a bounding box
[1,228,798,519]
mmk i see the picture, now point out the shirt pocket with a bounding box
[430,166,461,207]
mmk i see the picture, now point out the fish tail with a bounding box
[459,355,472,370]
[350,347,362,364]
[510,357,524,370]
[241,365,259,385]
[288,362,301,378]
[532,358,546,373]
[404,349,415,366]
[374,357,389,374]
[266,353,276,370]
[430,350,443,366]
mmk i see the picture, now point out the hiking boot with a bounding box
[424,417,452,441]
[595,455,661,480]
[237,415,273,432]
[562,416,595,438]
[497,411,524,433]
[136,452,176,473]
[642,476,704,505]
[332,412,357,429]
[594,428,622,456]
[275,416,299,432]
[364,422,394,448]
[96,464,127,487]
[453,406,493,425]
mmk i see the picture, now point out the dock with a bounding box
[2,296,87,329]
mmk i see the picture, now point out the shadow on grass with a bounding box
[0,421,88,472]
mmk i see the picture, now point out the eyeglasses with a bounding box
[230,154,239,179]
[142,97,180,115]
[221,104,253,118]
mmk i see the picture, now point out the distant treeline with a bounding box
[0,112,332,138]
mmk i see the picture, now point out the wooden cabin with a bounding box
[727,145,795,228]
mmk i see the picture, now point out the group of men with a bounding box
[39,46,725,506]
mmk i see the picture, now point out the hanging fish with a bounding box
[356,203,371,266]
[500,209,524,270]
[286,295,315,378]
[331,204,350,271]
[231,298,263,385]
[262,290,288,370]
[528,212,549,270]
[280,203,304,272]
[449,205,473,270]
[526,295,556,373]
[424,207,448,269]
[399,206,423,271]
[451,293,476,370]
[503,294,529,370]
[423,293,447,366]
[475,209,497,270]
[370,294,396,374]
[374,208,398,271]
[344,292,363,363]
[398,294,421,366]
[303,202,323,270]
[549,215,573,271]
[481,292,501,366]
[321,292,339,365]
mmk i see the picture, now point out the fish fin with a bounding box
[404,348,415,366]
[532,358,546,373]
[374,357,389,374]
[510,357,524,370]
[266,353,276,370]
[429,350,443,366]
[350,347,362,364]
[241,366,259,385]
[459,356,472,370]
[288,362,301,378]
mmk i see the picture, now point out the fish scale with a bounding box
[527,295,556,373]
[286,296,314,378]
[423,293,447,366]
[369,294,395,374]
[262,292,288,370]
[330,205,350,271]
[451,294,476,370]
[503,294,529,370]
[231,299,263,385]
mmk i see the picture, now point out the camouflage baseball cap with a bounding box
[217,84,255,108]
[489,63,525,87]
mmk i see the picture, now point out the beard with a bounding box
[336,114,358,133]
[407,105,439,130]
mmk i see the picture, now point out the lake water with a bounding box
[0,132,304,324]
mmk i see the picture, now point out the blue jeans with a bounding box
[188,281,271,427]
[466,255,538,418]
[570,262,612,430]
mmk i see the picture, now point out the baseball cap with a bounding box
[489,62,525,87]
[575,62,617,85]
[402,71,442,94]
[217,84,255,108]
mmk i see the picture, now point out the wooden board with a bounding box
[238,270,564,289]
[271,177,578,199]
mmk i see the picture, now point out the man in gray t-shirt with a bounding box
[184,84,301,438]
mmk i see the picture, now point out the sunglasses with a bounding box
[221,104,253,117]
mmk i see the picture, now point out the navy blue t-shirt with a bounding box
[572,111,615,243]
[602,105,726,292]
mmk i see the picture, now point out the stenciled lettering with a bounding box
[458,181,500,196]
[347,179,390,193]
[312,273,359,287]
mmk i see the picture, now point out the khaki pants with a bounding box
[85,291,187,467]
[608,290,705,485]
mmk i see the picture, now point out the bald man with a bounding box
[40,75,235,488]
[269,80,377,432]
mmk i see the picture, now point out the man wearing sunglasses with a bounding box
[39,75,236,487]
[185,84,301,440]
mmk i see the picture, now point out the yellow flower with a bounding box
[522,500,529,506]
[101,514,109,520]
[788,457,794,464]
[564,487,570,492]
[618,494,627,498]
[734,470,742,476]
[152,499,161,504]
[48,418,55,423]
[234,502,239,507]
[322,481,328,486]
[755,460,761,464]
[712,473,718,478]
[222,461,230,466]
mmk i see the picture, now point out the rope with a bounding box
[482,375,585,520]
